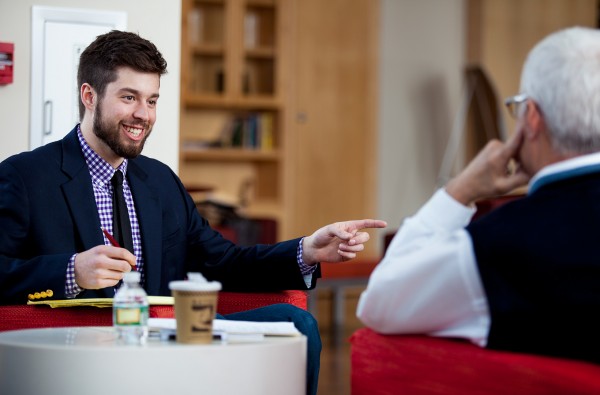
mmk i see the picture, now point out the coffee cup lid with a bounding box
[169,272,222,292]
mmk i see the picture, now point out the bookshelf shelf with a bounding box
[245,47,276,59]
[182,94,282,110]
[181,148,280,162]
[191,44,225,56]
[246,0,276,6]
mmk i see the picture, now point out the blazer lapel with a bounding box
[127,160,163,296]
[60,128,104,250]
[60,128,113,298]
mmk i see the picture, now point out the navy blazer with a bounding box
[0,127,317,304]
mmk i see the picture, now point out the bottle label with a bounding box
[115,306,148,325]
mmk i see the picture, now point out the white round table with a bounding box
[0,327,306,395]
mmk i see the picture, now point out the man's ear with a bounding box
[80,83,96,110]
[523,100,547,140]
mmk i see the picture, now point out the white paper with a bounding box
[148,318,301,336]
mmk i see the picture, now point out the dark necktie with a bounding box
[111,170,134,254]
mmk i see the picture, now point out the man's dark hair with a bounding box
[77,30,168,120]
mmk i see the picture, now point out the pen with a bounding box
[102,228,120,247]
[101,228,136,271]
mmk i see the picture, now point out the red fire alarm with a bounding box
[0,42,14,85]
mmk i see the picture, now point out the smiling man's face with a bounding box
[92,67,160,163]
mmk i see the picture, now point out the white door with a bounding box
[30,7,126,149]
[42,22,113,146]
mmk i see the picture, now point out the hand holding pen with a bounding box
[102,228,137,271]
[72,233,137,290]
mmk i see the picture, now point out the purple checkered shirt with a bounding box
[297,237,317,287]
[65,126,144,297]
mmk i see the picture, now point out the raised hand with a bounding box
[446,127,530,206]
[302,219,387,264]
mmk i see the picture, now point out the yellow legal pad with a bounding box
[27,296,174,308]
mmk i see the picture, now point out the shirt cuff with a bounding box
[417,188,477,230]
[297,237,317,288]
[65,254,83,298]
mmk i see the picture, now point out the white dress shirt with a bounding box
[356,189,490,346]
[357,152,600,347]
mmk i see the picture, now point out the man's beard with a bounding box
[92,101,151,159]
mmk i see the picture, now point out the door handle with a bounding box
[43,100,52,135]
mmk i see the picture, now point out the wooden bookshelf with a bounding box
[180,0,380,256]
[180,0,288,235]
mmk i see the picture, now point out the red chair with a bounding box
[0,291,307,332]
[351,194,600,394]
[351,328,600,395]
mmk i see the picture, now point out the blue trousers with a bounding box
[219,304,321,395]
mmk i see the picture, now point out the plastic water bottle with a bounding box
[113,271,149,345]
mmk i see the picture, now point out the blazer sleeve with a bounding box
[0,160,73,304]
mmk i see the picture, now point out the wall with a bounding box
[467,0,597,138]
[0,0,181,171]
[377,0,466,233]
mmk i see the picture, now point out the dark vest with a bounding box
[466,171,600,364]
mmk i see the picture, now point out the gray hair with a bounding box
[520,26,600,155]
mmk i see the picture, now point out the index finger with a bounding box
[346,219,388,231]
[502,127,525,159]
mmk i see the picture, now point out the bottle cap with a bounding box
[123,271,141,283]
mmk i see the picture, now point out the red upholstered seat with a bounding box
[0,291,307,332]
[216,290,307,315]
[350,328,600,395]
[0,305,174,331]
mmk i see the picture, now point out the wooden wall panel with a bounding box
[283,0,380,257]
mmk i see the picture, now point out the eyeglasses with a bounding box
[504,94,528,119]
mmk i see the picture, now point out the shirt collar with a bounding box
[528,151,600,194]
[77,124,128,184]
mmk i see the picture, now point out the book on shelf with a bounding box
[258,112,274,150]
[183,112,275,151]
